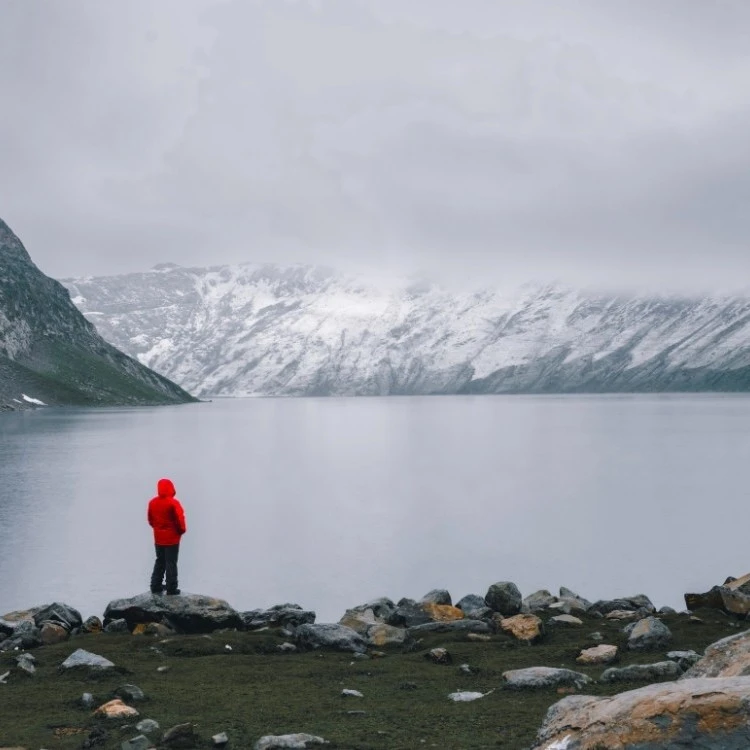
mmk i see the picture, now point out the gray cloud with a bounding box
[1,0,749,292]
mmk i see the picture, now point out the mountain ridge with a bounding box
[61,262,750,398]
[0,219,196,410]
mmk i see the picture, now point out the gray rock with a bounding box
[105,618,130,634]
[61,649,115,670]
[426,648,452,665]
[666,650,701,670]
[386,599,432,628]
[600,660,683,683]
[589,595,655,616]
[104,592,243,634]
[524,590,558,612]
[82,616,104,633]
[277,642,297,653]
[485,582,523,616]
[212,731,229,746]
[254,734,328,750]
[627,617,673,651]
[136,719,160,734]
[503,666,592,690]
[242,604,316,631]
[33,602,82,631]
[419,589,452,606]
[407,619,491,636]
[682,629,750,679]
[295,623,366,653]
[5,620,41,649]
[121,735,151,750]
[658,606,677,615]
[116,684,147,702]
[549,615,583,627]
[16,653,36,675]
[80,692,96,709]
[341,688,364,697]
[559,587,593,612]
[162,722,197,748]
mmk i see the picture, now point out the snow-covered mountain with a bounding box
[61,263,750,397]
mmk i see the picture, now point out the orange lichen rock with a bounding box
[421,603,465,622]
[500,614,543,643]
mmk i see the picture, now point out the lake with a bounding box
[0,395,746,623]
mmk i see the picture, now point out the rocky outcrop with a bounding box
[682,629,750,678]
[103,593,243,634]
[531,677,750,749]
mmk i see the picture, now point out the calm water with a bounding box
[0,395,747,623]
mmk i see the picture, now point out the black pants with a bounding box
[150,543,179,593]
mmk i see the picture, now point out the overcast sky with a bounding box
[2,0,750,292]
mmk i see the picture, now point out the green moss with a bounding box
[0,610,739,749]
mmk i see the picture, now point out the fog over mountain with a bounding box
[2,1,750,293]
[63,263,750,398]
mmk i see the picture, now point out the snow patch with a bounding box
[21,394,47,406]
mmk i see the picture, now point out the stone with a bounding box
[549,615,583,627]
[530,677,750,749]
[254,734,328,750]
[600,660,683,684]
[80,692,96,709]
[718,587,750,617]
[95,699,139,719]
[277,642,297,653]
[503,667,591,690]
[558,587,592,612]
[212,732,229,746]
[82,616,103,633]
[419,589,452,606]
[162,723,197,748]
[500,614,544,643]
[484,581,522,616]
[136,719,160,734]
[456,594,491,619]
[448,690,491,702]
[40,622,70,645]
[666,649,701,670]
[685,584,725,612]
[116,684,146,702]
[104,618,130,634]
[32,602,82,631]
[426,647,452,665]
[407,619,491,636]
[658,606,677,615]
[243,604,316,631]
[466,632,492,642]
[682,628,750,678]
[365,623,407,647]
[589,595,653,616]
[338,607,379,635]
[61,649,115,670]
[295,623,366,653]
[524,590,558,612]
[121,735,151,750]
[1,620,41,650]
[386,599,432,628]
[420,603,464,622]
[576,645,618,665]
[15,653,36,675]
[104,593,243,634]
[605,609,639,620]
[341,689,364,698]
[627,616,673,651]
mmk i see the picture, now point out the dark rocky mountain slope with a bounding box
[0,218,195,410]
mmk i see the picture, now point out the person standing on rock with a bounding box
[147,477,187,596]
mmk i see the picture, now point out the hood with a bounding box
[157,478,176,497]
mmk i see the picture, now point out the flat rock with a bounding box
[531,677,750,749]
[295,623,366,653]
[549,615,583,627]
[576,645,617,665]
[682,628,750,678]
[600,661,683,684]
[627,616,673,651]
[254,733,329,750]
[105,593,242,634]
[407,619,491,636]
[501,614,544,643]
[95,699,139,719]
[61,649,115,670]
[503,667,591,690]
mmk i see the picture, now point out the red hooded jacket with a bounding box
[147,478,187,546]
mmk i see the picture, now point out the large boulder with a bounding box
[420,603,464,622]
[407,619,492,636]
[685,573,750,613]
[103,593,243,634]
[33,602,82,631]
[524,590,558,612]
[503,667,591,690]
[295,623,367,653]
[682,629,750,678]
[500,614,544,643]
[626,617,673,651]
[599,661,683,684]
[386,599,432,628]
[559,587,592,612]
[531,677,750,749]
[243,604,316,631]
[419,589,452,606]
[455,594,493,620]
[484,582,522,616]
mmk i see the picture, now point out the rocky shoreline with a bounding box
[2,576,750,749]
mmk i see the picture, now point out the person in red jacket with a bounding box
[147,478,187,595]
